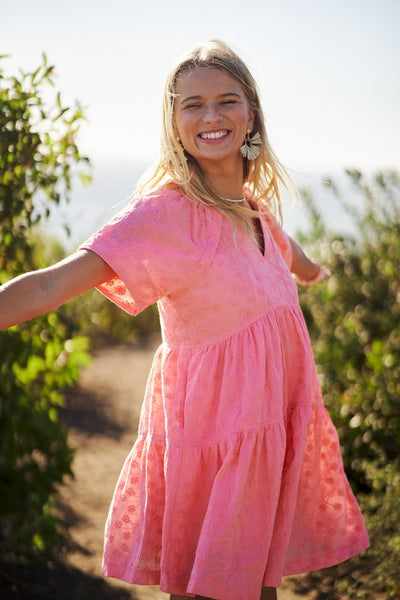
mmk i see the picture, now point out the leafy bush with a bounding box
[0,55,91,557]
[63,289,160,348]
[292,170,400,598]
[297,170,400,492]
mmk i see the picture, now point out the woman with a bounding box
[0,40,369,600]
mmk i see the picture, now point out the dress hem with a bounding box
[282,534,370,578]
[102,533,370,593]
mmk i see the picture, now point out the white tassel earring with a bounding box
[240,129,262,160]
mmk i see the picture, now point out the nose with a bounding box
[203,102,222,123]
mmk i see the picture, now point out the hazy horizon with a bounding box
[3,0,399,174]
[43,157,376,251]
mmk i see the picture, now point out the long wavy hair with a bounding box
[136,39,291,230]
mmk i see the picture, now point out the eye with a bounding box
[183,103,202,110]
[221,99,237,105]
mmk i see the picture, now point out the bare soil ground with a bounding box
[3,343,314,600]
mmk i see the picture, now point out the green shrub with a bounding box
[63,289,160,348]
[292,170,400,598]
[297,170,400,493]
[0,55,91,557]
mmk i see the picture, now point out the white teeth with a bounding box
[200,131,227,140]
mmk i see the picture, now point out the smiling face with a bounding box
[174,68,254,173]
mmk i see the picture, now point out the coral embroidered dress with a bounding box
[81,188,369,600]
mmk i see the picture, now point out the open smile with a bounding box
[198,129,230,141]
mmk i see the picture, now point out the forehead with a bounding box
[175,67,244,99]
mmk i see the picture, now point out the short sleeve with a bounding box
[261,207,293,269]
[79,189,208,315]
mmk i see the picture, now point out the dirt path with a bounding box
[58,344,314,600]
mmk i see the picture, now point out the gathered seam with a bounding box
[136,413,311,448]
[161,302,301,351]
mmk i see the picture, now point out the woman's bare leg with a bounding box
[170,596,214,599]
[171,590,277,600]
[170,595,216,599]
[260,587,277,600]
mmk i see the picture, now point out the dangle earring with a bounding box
[240,129,262,160]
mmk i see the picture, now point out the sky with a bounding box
[2,0,399,172]
[1,0,399,246]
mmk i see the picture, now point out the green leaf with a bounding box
[0,54,92,559]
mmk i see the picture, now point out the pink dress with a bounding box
[81,187,369,600]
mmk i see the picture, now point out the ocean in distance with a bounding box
[45,158,364,252]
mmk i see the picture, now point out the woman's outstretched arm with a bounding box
[0,249,115,330]
[289,237,330,287]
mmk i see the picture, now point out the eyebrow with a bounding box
[180,92,242,103]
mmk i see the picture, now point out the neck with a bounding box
[201,158,244,199]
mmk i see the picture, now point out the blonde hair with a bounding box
[136,39,291,229]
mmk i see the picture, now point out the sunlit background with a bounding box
[3,0,400,245]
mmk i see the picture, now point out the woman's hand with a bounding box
[0,249,115,330]
[289,237,331,288]
[293,265,331,288]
